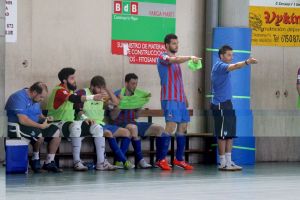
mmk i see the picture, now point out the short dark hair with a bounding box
[125,73,138,83]
[29,82,48,94]
[90,76,106,87]
[58,68,76,83]
[218,45,233,58]
[164,33,178,45]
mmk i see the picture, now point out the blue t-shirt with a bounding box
[211,61,232,105]
[5,88,42,123]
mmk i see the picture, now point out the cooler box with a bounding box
[6,139,29,174]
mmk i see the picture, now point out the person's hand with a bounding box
[247,57,258,64]
[84,119,95,125]
[93,94,104,101]
[40,119,50,129]
[100,90,110,102]
[46,116,54,122]
[190,56,201,63]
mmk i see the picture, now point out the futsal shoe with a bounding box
[224,161,242,171]
[155,159,171,170]
[42,161,63,173]
[138,159,152,169]
[96,159,117,171]
[30,159,41,173]
[73,160,88,171]
[173,159,194,170]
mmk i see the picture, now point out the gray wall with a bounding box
[5,0,206,133]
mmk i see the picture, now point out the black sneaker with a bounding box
[30,159,41,173]
[42,161,63,173]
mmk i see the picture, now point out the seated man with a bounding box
[110,73,171,170]
[47,68,115,171]
[74,76,140,169]
[5,82,61,173]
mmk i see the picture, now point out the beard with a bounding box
[67,81,77,91]
[170,49,177,54]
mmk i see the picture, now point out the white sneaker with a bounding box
[96,160,117,171]
[225,161,242,171]
[73,160,88,171]
[138,159,152,169]
[218,163,227,171]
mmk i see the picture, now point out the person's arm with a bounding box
[109,90,122,120]
[73,89,87,119]
[67,93,104,103]
[105,89,120,106]
[159,53,201,65]
[185,95,189,108]
[7,95,49,129]
[53,88,105,107]
[17,114,49,129]
[39,114,46,120]
[227,57,258,71]
[168,56,200,64]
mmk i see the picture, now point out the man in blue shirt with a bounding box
[5,82,62,173]
[211,45,257,171]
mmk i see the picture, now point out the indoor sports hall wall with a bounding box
[2,0,206,163]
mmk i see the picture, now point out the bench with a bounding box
[139,109,215,165]
[8,109,216,167]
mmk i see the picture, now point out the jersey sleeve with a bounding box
[53,88,71,109]
[157,53,172,66]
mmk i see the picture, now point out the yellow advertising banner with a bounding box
[249,3,300,46]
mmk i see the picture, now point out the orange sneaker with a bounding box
[173,159,194,170]
[156,159,171,170]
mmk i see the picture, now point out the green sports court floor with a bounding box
[4,163,300,200]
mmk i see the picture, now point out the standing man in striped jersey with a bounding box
[156,33,201,170]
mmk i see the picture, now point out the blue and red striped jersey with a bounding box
[157,52,186,102]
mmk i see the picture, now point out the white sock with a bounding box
[32,152,39,160]
[225,152,232,164]
[71,137,83,163]
[46,154,55,164]
[219,155,226,166]
[94,137,105,164]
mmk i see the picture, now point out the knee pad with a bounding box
[69,121,83,137]
[89,124,103,137]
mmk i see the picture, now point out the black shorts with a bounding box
[211,100,236,140]
[8,123,59,144]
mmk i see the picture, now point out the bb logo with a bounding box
[114,1,138,15]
